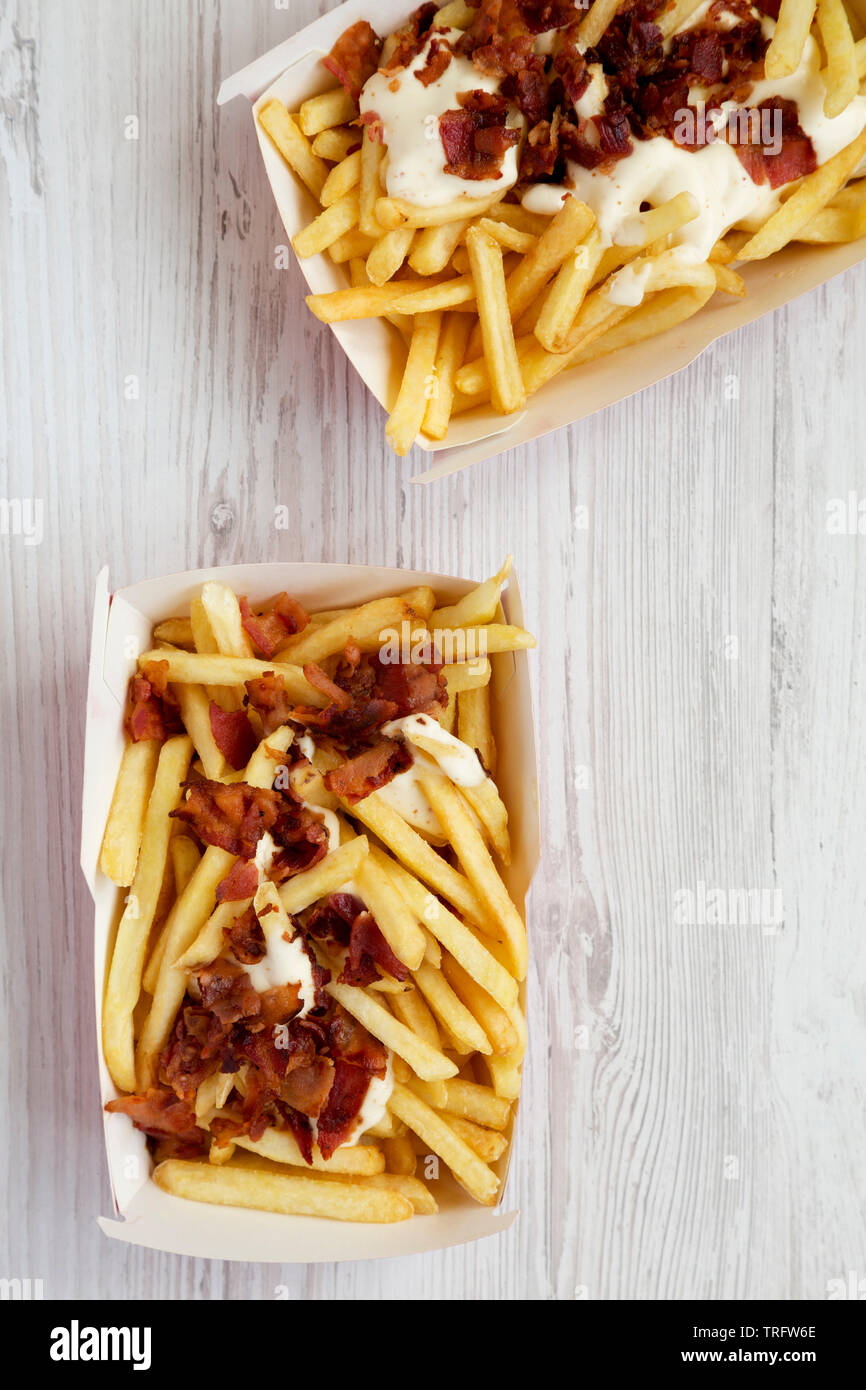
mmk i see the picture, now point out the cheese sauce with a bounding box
[360,26,521,207]
[359,6,866,294]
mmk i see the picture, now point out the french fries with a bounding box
[99,568,532,1225]
[257,4,866,455]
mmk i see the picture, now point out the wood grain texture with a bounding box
[2,0,865,1301]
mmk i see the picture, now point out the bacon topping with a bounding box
[384,3,438,71]
[306,892,410,986]
[323,19,383,101]
[124,661,184,743]
[415,35,454,86]
[440,90,520,180]
[215,859,260,903]
[105,1088,206,1158]
[730,97,816,189]
[244,671,292,736]
[170,775,328,874]
[223,902,265,962]
[239,593,309,660]
[315,1059,373,1159]
[209,702,258,770]
[324,738,414,804]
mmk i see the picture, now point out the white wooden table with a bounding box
[2,0,865,1302]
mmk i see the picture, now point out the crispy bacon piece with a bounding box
[315,1059,372,1159]
[458,0,535,79]
[105,1087,206,1158]
[171,778,282,859]
[196,957,262,1026]
[303,662,352,710]
[258,983,303,1029]
[239,593,309,660]
[731,97,816,189]
[159,1010,221,1101]
[306,892,410,986]
[383,3,438,71]
[440,90,520,180]
[209,702,258,771]
[415,35,454,86]
[329,1004,389,1074]
[359,109,385,142]
[324,738,413,804]
[124,661,184,743]
[502,61,551,124]
[323,20,383,100]
[245,671,292,736]
[224,902,265,963]
[215,858,260,903]
[282,1106,315,1164]
[279,1055,334,1117]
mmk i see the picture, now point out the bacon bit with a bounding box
[245,671,292,736]
[359,109,385,142]
[315,1059,372,1159]
[124,662,184,743]
[239,593,309,660]
[105,1087,206,1158]
[223,903,265,963]
[171,778,283,859]
[415,35,454,86]
[324,738,414,804]
[283,1107,315,1164]
[440,90,520,181]
[731,97,816,189]
[215,859,260,903]
[502,62,551,124]
[329,1004,389,1074]
[383,3,438,71]
[196,957,262,1026]
[307,892,410,986]
[323,19,383,100]
[258,983,303,1029]
[208,702,258,770]
[303,662,353,710]
[279,1056,335,1117]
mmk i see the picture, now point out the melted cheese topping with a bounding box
[359,27,521,207]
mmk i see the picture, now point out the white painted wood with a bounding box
[2,0,865,1301]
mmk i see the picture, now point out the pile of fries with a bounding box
[100,564,535,1224]
[257,0,866,455]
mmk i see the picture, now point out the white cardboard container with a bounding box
[82,562,538,1262]
[218,0,866,481]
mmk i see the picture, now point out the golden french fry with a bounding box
[233,1128,384,1174]
[328,228,377,264]
[457,683,497,776]
[656,0,706,37]
[409,219,469,275]
[591,193,699,285]
[377,192,503,230]
[447,1114,508,1162]
[413,962,491,1054]
[154,1159,412,1223]
[419,769,528,980]
[257,99,329,199]
[434,1077,512,1129]
[817,0,858,117]
[765,0,817,78]
[534,226,603,352]
[299,87,357,138]
[475,217,537,254]
[276,588,434,663]
[392,275,476,314]
[171,683,227,781]
[712,263,747,296]
[440,658,491,692]
[793,201,866,241]
[348,793,484,926]
[366,225,415,285]
[355,854,427,969]
[306,278,432,321]
[102,735,194,1091]
[137,648,322,706]
[293,191,360,259]
[389,984,442,1050]
[432,0,475,25]
[360,128,386,237]
[326,982,459,1081]
[387,311,442,456]
[383,1135,419,1177]
[152,617,194,647]
[99,739,160,886]
[278,836,369,914]
[143,834,202,994]
[433,559,512,628]
[579,0,627,45]
[465,226,525,415]
[422,311,474,440]
[370,844,518,1010]
[320,147,363,208]
[312,125,362,162]
[738,125,866,259]
[441,954,518,1054]
[389,1083,500,1205]
[200,581,254,659]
